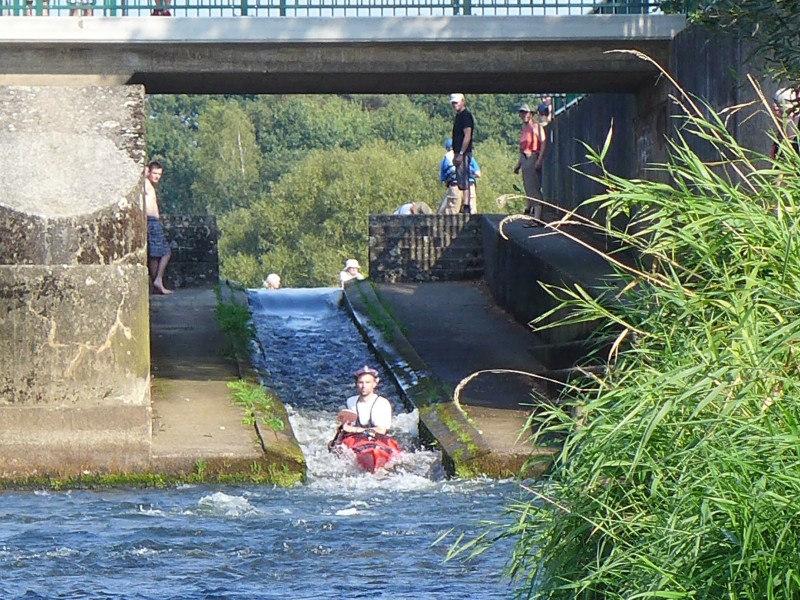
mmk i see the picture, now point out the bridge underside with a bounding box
[0,15,685,94]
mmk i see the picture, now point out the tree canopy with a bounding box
[662,0,800,83]
[146,93,534,287]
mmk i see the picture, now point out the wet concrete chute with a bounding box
[247,286,444,486]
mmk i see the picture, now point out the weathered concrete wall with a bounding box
[0,85,152,476]
[542,25,775,217]
[369,214,482,282]
[160,215,219,289]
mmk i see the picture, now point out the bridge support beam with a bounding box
[0,85,152,478]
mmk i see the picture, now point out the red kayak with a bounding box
[329,430,402,473]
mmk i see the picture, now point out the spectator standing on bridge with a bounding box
[67,0,94,16]
[437,138,462,214]
[513,103,547,223]
[145,160,173,295]
[450,93,475,214]
[152,0,171,15]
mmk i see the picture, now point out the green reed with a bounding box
[464,73,800,598]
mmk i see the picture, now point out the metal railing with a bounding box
[3,0,661,17]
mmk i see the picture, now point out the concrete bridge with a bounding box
[0,7,704,482]
[0,14,686,93]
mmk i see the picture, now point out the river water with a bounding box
[0,288,523,599]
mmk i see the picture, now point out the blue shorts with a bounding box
[147,217,171,258]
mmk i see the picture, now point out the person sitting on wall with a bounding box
[394,202,433,215]
[339,259,365,287]
[263,273,281,290]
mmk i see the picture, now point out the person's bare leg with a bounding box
[152,254,173,294]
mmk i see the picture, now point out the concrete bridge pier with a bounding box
[0,85,151,478]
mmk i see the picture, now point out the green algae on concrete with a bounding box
[0,461,304,491]
[341,279,557,479]
[216,283,307,485]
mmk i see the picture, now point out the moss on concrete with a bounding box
[0,460,305,491]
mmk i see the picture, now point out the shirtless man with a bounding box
[144,161,173,295]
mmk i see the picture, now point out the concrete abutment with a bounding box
[0,85,152,477]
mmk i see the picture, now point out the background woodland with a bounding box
[145,93,545,287]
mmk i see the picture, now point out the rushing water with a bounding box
[0,288,522,599]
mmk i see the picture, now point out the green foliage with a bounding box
[458,81,800,598]
[660,0,800,83]
[227,379,285,431]
[145,95,205,214]
[219,141,446,287]
[146,93,546,286]
[192,98,263,214]
[213,293,255,360]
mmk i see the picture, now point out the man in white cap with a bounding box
[263,273,281,290]
[339,258,365,286]
[449,93,475,214]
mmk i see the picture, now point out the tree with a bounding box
[191,98,262,214]
[145,95,205,215]
[219,141,453,287]
[662,0,800,83]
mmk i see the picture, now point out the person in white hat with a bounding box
[449,93,475,214]
[339,258,365,286]
[263,273,281,290]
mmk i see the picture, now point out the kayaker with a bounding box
[338,365,392,436]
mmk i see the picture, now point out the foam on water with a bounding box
[248,286,446,490]
[0,287,524,599]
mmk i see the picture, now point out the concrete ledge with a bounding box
[0,405,151,476]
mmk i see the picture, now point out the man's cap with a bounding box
[518,103,532,113]
[537,103,550,116]
[354,365,380,379]
[345,258,360,270]
[449,93,465,104]
[445,138,453,149]
[264,273,280,287]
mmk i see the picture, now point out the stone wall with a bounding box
[368,214,483,282]
[0,85,152,476]
[160,215,219,289]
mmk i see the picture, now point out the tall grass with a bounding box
[462,73,800,598]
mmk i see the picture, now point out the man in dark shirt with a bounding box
[450,93,475,214]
